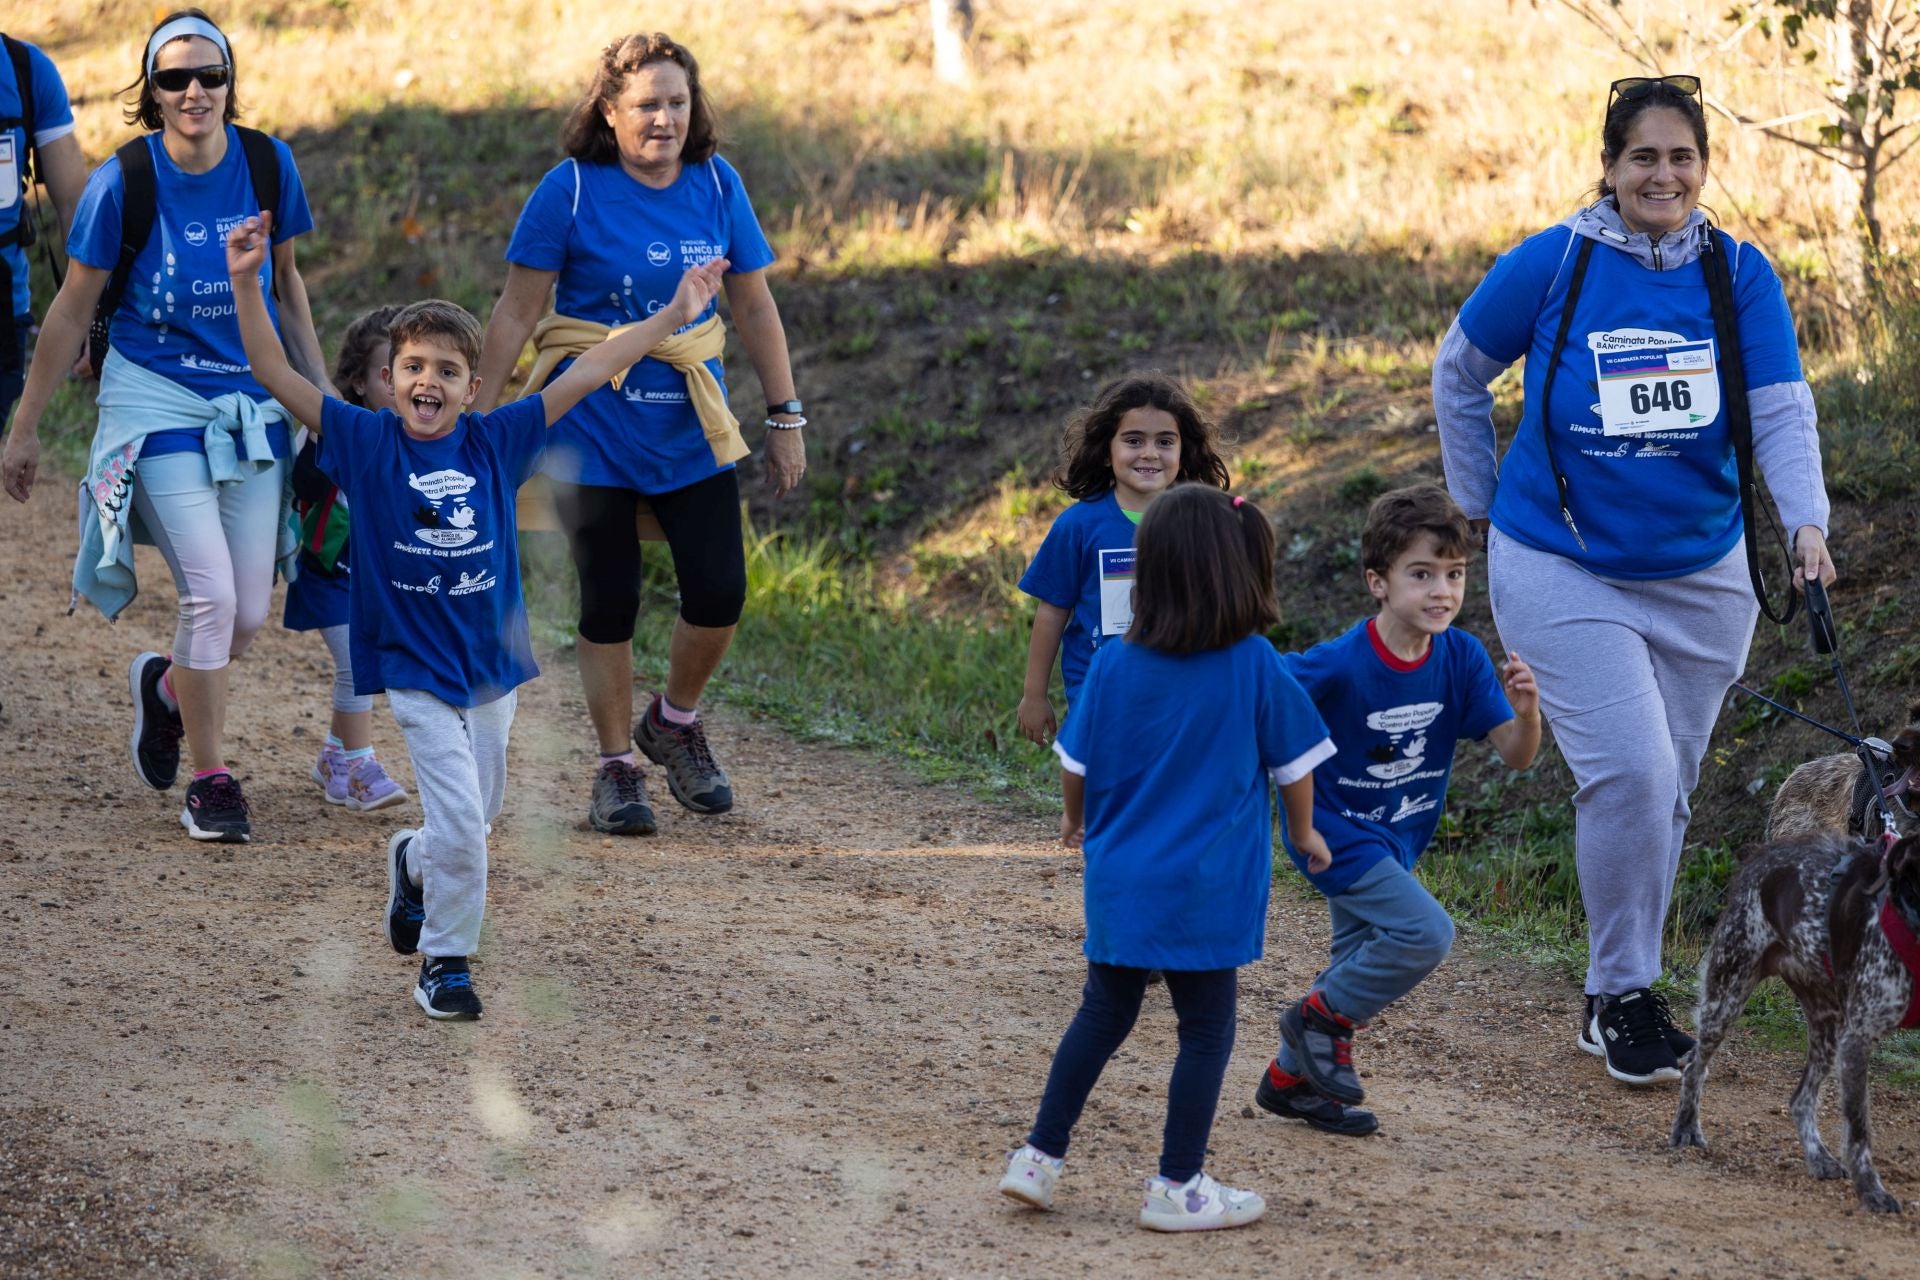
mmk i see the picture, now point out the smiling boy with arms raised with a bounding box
[227,211,726,1019]
[1259,483,1540,1133]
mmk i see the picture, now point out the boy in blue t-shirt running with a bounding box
[1261,483,1540,1135]
[227,211,727,1020]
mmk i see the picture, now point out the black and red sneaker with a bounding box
[1255,1060,1378,1137]
[1279,990,1364,1104]
[181,771,251,843]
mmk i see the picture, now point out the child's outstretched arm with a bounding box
[227,213,325,432]
[1017,603,1070,744]
[1279,775,1333,873]
[1486,650,1542,770]
[539,258,730,426]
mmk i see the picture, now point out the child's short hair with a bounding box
[1128,485,1279,655]
[1054,372,1231,501]
[1361,483,1474,575]
[386,299,484,373]
[332,304,403,407]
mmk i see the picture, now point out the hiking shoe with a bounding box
[415,955,481,1021]
[997,1143,1063,1210]
[181,772,251,843]
[1593,988,1683,1085]
[1579,993,1693,1060]
[128,651,184,791]
[1138,1171,1265,1232]
[633,696,733,814]
[1255,1062,1378,1137]
[589,759,657,835]
[1279,990,1364,1105]
[311,744,349,803]
[385,829,425,955]
[345,755,408,812]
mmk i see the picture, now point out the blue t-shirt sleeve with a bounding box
[27,44,75,140]
[316,397,381,487]
[268,137,315,241]
[1454,635,1517,742]
[714,157,775,276]
[1457,228,1568,364]
[1730,239,1803,388]
[504,165,574,271]
[481,395,550,485]
[1018,511,1082,610]
[1054,643,1104,774]
[1257,645,1333,779]
[67,157,126,271]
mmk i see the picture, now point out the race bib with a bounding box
[0,136,16,211]
[1595,339,1720,437]
[1097,547,1135,636]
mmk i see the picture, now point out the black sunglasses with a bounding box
[151,64,231,93]
[1607,74,1701,112]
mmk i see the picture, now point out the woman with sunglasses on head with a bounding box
[1433,76,1836,1087]
[474,32,804,836]
[0,8,328,844]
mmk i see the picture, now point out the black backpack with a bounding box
[1,34,53,370]
[86,124,280,374]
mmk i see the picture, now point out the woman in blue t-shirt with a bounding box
[475,32,804,838]
[1433,76,1835,1087]
[1,9,330,845]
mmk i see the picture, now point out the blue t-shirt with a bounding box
[316,396,548,708]
[1279,620,1514,896]
[69,126,315,405]
[2,40,75,317]
[1017,491,1141,705]
[1055,634,1334,970]
[283,550,349,632]
[504,155,775,495]
[1458,225,1802,579]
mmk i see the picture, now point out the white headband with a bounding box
[145,17,231,80]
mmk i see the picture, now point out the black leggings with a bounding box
[551,469,747,642]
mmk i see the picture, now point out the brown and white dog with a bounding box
[1766,702,1920,840]
[1671,833,1920,1213]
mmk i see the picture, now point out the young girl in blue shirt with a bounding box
[1014,373,1231,835]
[998,485,1335,1232]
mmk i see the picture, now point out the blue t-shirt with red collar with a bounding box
[1018,491,1140,705]
[1279,619,1513,896]
[315,396,547,708]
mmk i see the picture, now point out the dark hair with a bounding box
[1127,485,1279,655]
[1054,372,1231,500]
[122,9,243,132]
[1361,483,1473,577]
[1593,83,1708,202]
[387,299,484,373]
[332,304,403,407]
[560,33,719,167]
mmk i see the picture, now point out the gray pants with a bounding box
[1487,528,1757,995]
[388,687,516,959]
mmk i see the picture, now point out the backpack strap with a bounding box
[87,136,157,375]
[234,125,281,301]
[1,35,34,186]
[1535,234,1596,552]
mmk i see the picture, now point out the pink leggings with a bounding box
[130,451,288,671]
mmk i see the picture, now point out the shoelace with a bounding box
[603,760,646,802]
[152,714,186,753]
[666,716,719,773]
[1609,993,1672,1047]
[429,966,471,992]
[1644,988,1684,1034]
[202,774,249,815]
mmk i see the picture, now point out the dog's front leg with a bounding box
[1791,1004,1845,1179]
[1836,1028,1902,1212]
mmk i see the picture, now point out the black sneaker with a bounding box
[1256,1063,1378,1137]
[1582,992,1696,1063]
[128,652,184,791]
[1279,991,1364,1105]
[633,696,733,814]
[415,955,481,1021]
[589,759,657,835]
[385,829,425,955]
[180,772,251,843]
[1594,988,1683,1085]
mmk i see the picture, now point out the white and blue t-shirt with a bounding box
[316,396,547,708]
[1017,492,1141,705]
[1055,634,1334,970]
[2,39,75,318]
[69,126,314,431]
[504,155,775,495]
[1458,225,1802,579]
[1279,620,1513,896]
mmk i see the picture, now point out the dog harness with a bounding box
[1881,898,1920,1030]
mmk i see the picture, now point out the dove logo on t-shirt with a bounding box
[408,468,480,548]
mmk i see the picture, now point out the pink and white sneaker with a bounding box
[311,744,350,804]
[345,755,408,812]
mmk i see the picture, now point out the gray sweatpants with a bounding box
[1486,528,1757,995]
[388,687,516,959]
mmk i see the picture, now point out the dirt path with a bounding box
[3,476,1918,1280]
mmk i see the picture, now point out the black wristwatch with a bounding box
[767,399,804,417]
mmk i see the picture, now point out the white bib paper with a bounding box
[0,136,17,211]
[1097,547,1135,636]
[1595,339,1720,437]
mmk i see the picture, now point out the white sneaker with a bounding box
[1138,1171,1265,1232]
[997,1143,1063,1210]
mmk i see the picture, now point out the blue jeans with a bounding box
[1276,857,1454,1074]
[1027,963,1236,1182]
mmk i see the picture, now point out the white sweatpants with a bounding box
[388,687,516,958]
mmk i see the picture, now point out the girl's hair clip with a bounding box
[1232,495,1246,508]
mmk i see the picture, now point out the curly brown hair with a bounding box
[1360,483,1473,576]
[560,33,719,167]
[332,305,403,407]
[387,299,484,374]
[121,9,244,133]
[1128,486,1280,655]
[1053,372,1230,500]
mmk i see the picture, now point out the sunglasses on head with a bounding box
[151,64,231,93]
[1608,74,1701,111]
